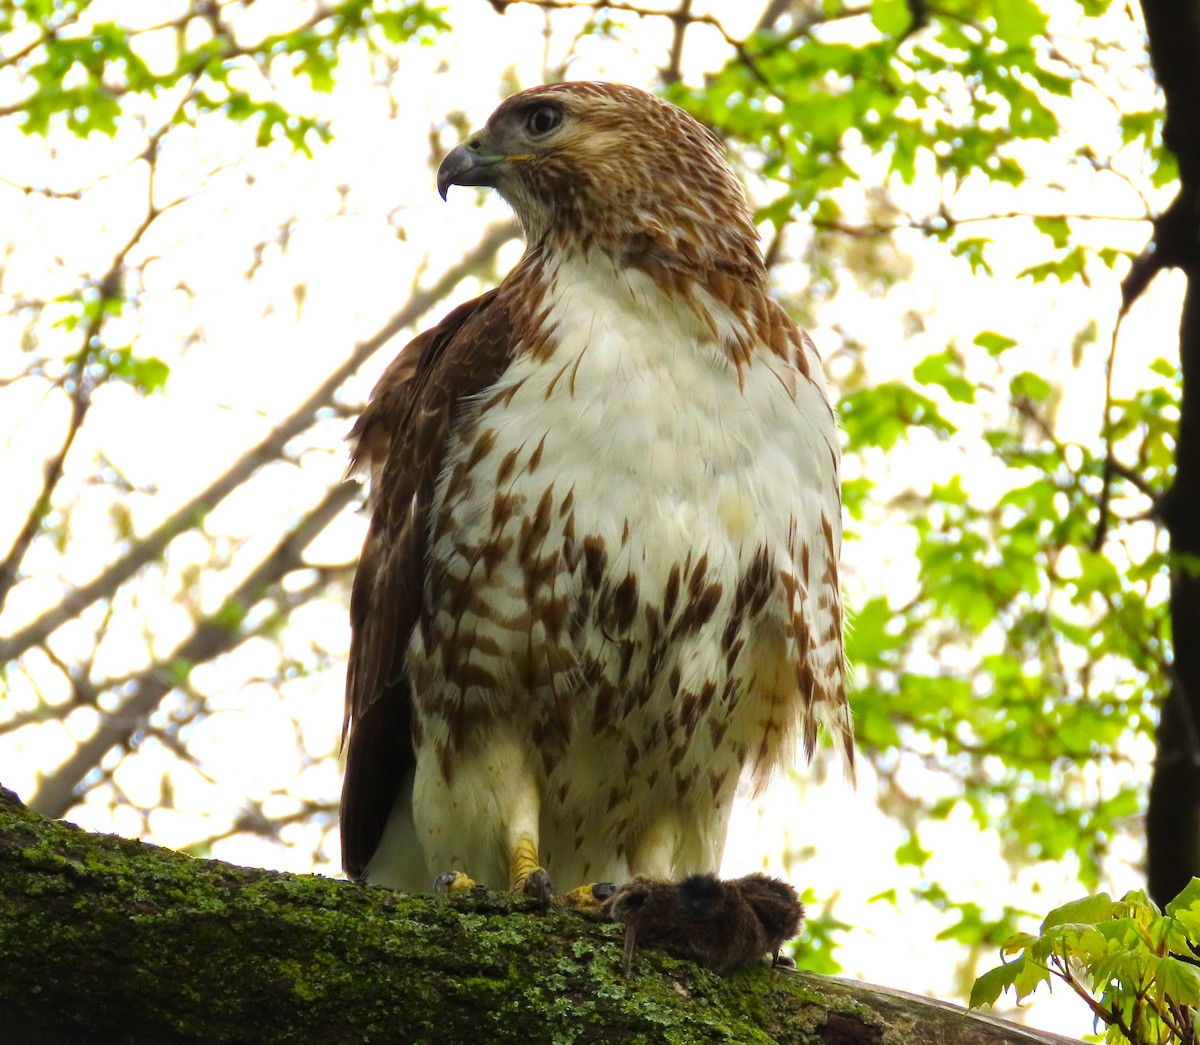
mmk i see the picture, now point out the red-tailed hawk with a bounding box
[340,82,851,896]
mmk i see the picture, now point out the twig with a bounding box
[662,0,694,86]
[0,86,197,616]
[0,379,88,614]
[1092,309,1128,552]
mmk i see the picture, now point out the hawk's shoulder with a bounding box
[348,288,504,502]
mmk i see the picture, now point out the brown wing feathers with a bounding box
[339,288,514,880]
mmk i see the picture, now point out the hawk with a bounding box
[340,82,851,897]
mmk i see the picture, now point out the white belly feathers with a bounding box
[405,253,841,888]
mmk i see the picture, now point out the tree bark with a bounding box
[1137,0,1200,908]
[0,785,1080,1045]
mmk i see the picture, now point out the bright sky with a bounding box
[0,0,1180,1037]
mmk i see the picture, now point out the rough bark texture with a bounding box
[0,786,1080,1045]
[1139,0,1200,908]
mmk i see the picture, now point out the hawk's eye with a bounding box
[525,105,562,138]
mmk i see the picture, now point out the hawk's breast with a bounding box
[410,252,842,883]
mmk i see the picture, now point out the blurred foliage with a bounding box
[0,1,1176,1032]
[973,880,1200,1044]
[846,349,1174,887]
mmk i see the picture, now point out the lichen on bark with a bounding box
[0,786,1076,1044]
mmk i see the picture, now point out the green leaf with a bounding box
[913,349,976,404]
[1149,358,1180,380]
[1165,877,1200,916]
[1155,956,1200,1007]
[1033,216,1070,249]
[993,0,1049,47]
[971,953,1051,1007]
[845,596,908,666]
[952,237,994,275]
[1000,931,1040,955]
[1010,371,1052,401]
[1011,953,1053,1000]
[1042,893,1115,930]
[105,347,171,394]
[895,833,932,867]
[973,331,1018,355]
[839,382,956,451]
[871,0,912,36]
[970,959,1022,1008]
[1019,246,1087,284]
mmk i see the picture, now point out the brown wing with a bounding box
[340,287,514,881]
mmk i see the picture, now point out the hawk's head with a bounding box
[437,82,762,283]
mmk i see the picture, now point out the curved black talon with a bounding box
[522,867,554,902]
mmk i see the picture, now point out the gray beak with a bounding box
[437,139,505,200]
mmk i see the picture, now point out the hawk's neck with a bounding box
[507,246,790,373]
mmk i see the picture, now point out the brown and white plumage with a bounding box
[340,82,851,892]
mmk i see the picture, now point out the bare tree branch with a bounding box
[0,221,518,665]
[0,80,200,615]
[0,785,1089,1045]
[662,0,694,86]
[27,477,357,818]
[0,385,88,614]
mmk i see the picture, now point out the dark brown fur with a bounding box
[604,872,805,975]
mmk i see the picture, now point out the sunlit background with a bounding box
[0,0,1180,1036]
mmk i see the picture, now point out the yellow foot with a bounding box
[508,836,618,908]
[432,870,478,894]
[557,882,618,910]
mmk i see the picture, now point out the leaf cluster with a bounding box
[2,1,448,148]
[972,880,1200,1044]
[673,0,1082,243]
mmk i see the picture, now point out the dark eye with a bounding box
[526,105,562,137]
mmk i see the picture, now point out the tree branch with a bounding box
[0,785,1084,1045]
[26,478,357,818]
[662,0,694,86]
[0,83,197,616]
[0,382,87,614]
[0,221,518,666]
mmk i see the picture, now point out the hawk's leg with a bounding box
[627,816,683,879]
[508,814,615,907]
[413,732,546,896]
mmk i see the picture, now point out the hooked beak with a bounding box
[437,138,506,200]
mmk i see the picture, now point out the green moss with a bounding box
[0,785,910,1043]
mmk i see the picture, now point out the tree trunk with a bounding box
[0,785,1079,1045]
[1138,0,1200,908]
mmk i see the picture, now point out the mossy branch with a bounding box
[0,785,1080,1044]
